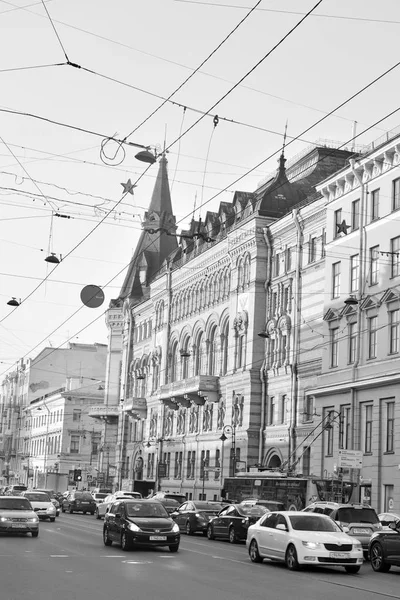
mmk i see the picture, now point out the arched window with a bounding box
[243,255,251,286]
[181,339,191,379]
[208,326,217,375]
[194,332,206,376]
[221,320,229,375]
[237,259,244,288]
[169,341,179,382]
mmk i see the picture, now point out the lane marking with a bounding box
[50,554,69,557]
[318,579,400,599]
[121,560,153,564]
[101,555,125,558]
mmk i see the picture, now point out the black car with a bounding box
[172,501,226,535]
[207,503,268,543]
[62,491,96,515]
[103,499,180,552]
[151,493,188,515]
[369,519,400,572]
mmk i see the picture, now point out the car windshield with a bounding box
[337,507,379,524]
[0,498,32,510]
[239,505,267,517]
[289,515,341,531]
[126,503,169,518]
[25,493,50,502]
[75,493,93,500]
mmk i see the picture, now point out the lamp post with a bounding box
[220,422,237,478]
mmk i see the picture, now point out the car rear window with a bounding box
[93,493,107,500]
[239,505,267,517]
[165,495,186,504]
[12,486,27,491]
[25,493,50,502]
[337,507,379,524]
[75,492,93,500]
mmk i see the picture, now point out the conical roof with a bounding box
[116,155,178,303]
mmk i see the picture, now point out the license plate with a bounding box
[352,528,370,534]
[149,535,167,541]
[330,552,350,559]
[12,523,26,529]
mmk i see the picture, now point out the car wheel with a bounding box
[285,544,300,571]
[61,507,65,513]
[345,566,361,574]
[50,518,56,522]
[121,531,132,551]
[207,525,215,540]
[83,512,86,515]
[169,544,179,553]
[228,526,237,544]
[202,530,208,537]
[69,508,74,514]
[370,542,391,572]
[249,539,263,563]
[95,508,101,520]
[185,521,194,536]
[103,526,112,546]
[31,531,39,538]
[90,512,94,516]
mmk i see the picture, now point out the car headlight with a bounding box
[28,517,39,523]
[128,522,141,532]
[0,517,8,522]
[302,541,323,549]
[353,542,363,550]
[172,523,180,533]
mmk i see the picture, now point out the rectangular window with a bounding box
[215,449,220,480]
[371,189,379,221]
[274,253,280,277]
[389,309,400,354]
[351,199,360,230]
[174,452,182,479]
[325,410,334,456]
[187,451,196,479]
[332,262,341,299]
[350,254,359,293]
[348,322,357,364]
[269,396,276,425]
[330,328,339,368]
[309,237,317,264]
[304,395,314,421]
[386,402,395,452]
[286,247,292,272]
[70,435,80,454]
[392,178,400,211]
[339,405,351,450]
[334,209,342,238]
[364,405,373,453]
[72,409,81,422]
[163,452,171,478]
[391,236,400,277]
[370,246,379,285]
[321,228,326,258]
[280,395,287,424]
[368,316,377,359]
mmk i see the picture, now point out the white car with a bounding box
[22,491,57,522]
[91,492,108,506]
[95,491,142,519]
[246,511,363,573]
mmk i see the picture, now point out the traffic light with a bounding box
[73,469,82,482]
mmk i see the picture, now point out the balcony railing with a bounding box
[158,375,220,406]
[87,405,120,421]
[123,397,147,420]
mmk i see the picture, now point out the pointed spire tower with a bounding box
[117,154,178,303]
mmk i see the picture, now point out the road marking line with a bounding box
[101,555,125,558]
[50,555,69,557]
[121,560,153,564]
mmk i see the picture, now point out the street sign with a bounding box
[337,449,363,469]
[97,472,105,482]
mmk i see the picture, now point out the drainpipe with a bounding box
[118,303,133,489]
[258,364,267,465]
[291,209,303,471]
[260,227,272,466]
[349,159,366,457]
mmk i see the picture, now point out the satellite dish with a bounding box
[80,285,105,308]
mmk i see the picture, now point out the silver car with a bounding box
[95,491,142,519]
[0,496,39,537]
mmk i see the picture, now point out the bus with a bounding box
[221,472,357,509]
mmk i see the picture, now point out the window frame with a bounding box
[371,189,380,222]
[332,262,341,299]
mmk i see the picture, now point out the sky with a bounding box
[1,0,400,377]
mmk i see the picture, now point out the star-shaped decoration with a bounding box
[336,219,351,235]
[121,179,137,195]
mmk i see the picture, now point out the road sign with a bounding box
[97,472,105,482]
[87,475,92,482]
[337,449,363,469]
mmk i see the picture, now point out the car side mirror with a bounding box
[388,522,398,530]
[342,526,349,533]
[170,512,178,518]
[276,523,288,532]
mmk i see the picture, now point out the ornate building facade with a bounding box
[101,144,356,500]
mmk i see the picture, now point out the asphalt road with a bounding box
[0,514,399,600]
